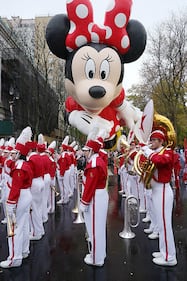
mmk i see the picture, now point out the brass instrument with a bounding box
[119,195,140,239]
[117,136,130,155]
[51,185,60,197]
[5,205,16,237]
[133,113,176,188]
[73,171,84,224]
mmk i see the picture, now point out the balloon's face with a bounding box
[65,45,123,114]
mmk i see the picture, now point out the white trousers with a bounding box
[47,178,56,213]
[84,188,109,264]
[151,180,176,261]
[30,177,45,237]
[120,167,129,194]
[138,179,146,211]
[42,173,51,222]
[69,164,76,193]
[8,189,32,261]
[57,169,71,203]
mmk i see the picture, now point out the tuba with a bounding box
[119,195,140,239]
[134,113,176,189]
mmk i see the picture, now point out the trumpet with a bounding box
[51,185,60,197]
[119,195,140,239]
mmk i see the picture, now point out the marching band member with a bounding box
[125,141,139,198]
[0,127,33,268]
[0,138,5,183]
[0,138,15,224]
[141,130,177,266]
[37,134,51,223]
[135,144,146,213]
[80,138,108,267]
[57,144,72,204]
[67,142,77,197]
[27,141,45,240]
[116,135,129,195]
[46,141,57,214]
[173,148,181,189]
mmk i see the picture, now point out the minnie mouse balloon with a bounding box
[46,0,147,149]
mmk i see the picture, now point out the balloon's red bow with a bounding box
[65,0,132,54]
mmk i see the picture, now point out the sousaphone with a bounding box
[133,100,176,188]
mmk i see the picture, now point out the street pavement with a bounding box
[0,175,187,281]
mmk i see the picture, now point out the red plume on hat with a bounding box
[15,126,32,156]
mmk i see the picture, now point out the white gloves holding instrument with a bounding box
[141,145,153,158]
[79,202,89,213]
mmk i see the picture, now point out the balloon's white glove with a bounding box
[141,146,153,158]
[69,110,113,139]
[117,100,142,129]
[79,202,89,212]
[6,203,17,224]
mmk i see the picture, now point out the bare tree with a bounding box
[128,10,187,143]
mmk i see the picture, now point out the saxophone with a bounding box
[133,113,176,188]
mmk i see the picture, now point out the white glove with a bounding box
[6,203,17,224]
[79,202,89,212]
[141,146,153,158]
[69,110,113,139]
[117,100,142,129]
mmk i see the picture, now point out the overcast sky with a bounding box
[1,0,186,91]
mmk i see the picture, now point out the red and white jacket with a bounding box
[40,153,51,176]
[27,152,44,178]
[48,156,57,180]
[81,154,107,205]
[149,147,174,183]
[7,160,33,204]
[57,151,72,176]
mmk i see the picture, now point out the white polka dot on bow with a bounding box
[76,4,89,19]
[121,35,129,49]
[75,35,88,47]
[115,13,127,28]
[91,32,100,43]
[69,21,76,34]
[105,26,112,39]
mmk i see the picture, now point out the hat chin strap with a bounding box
[87,149,93,160]
[11,151,20,161]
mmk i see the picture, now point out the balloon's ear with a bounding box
[121,20,147,64]
[45,14,70,60]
